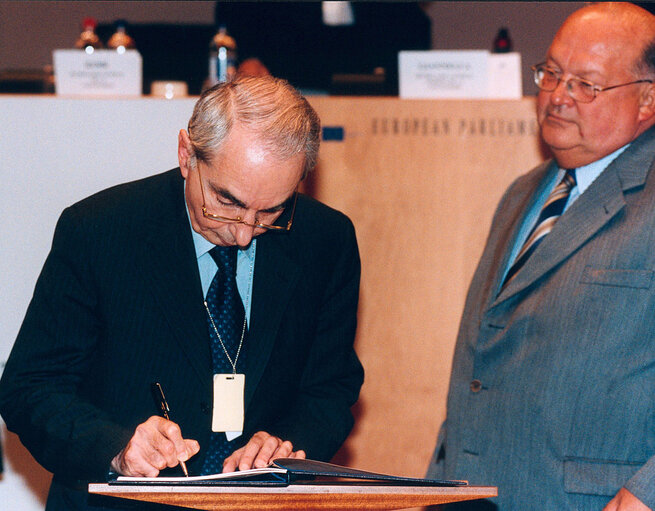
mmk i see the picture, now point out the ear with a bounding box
[638,83,655,122]
[178,129,192,179]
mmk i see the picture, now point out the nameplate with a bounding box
[399,50,522,99]
[53,49,142,97]
[487,53,522,99]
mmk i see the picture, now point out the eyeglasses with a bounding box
[532,63,652,103]
[196,163,298,231]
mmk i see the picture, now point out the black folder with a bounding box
[109,458,467,487]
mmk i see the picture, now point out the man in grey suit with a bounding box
[428,3,655,510]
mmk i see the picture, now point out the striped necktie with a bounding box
[201,245,247,475]
[501,169,576,289]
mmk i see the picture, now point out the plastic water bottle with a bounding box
[74,17,104,53]
[208,25,237,87]
[107,20,136,54]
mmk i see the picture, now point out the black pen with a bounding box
[151,382,189,477]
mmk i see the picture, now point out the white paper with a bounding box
[116,465,286,482]
[399,50,522,99]
[399,50,489,99]
[488,53,523,99]
[53,49,142,97]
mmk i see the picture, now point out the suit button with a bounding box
[200,402,210,414]
[470,379,482,392]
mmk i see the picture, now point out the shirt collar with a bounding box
[190,221,215,259]
[572,143,630,195]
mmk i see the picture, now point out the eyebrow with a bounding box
[210,183,292,214]
[545,56,604,81]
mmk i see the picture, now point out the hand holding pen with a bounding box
[152,382,190,476]
[109,384,199,477]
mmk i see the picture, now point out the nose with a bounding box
[233,222,256,248]
[232,209,258,247]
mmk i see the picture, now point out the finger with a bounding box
[145,421,183,468]
[184,438,200,459]
[287,449,306,460]
[155,418,190,464]
[250,435,284,469]
[122,442,164,477]
[237,432,278,471]
[133,416,189,470]
[113,416,194,477]
[270,440,294,460]
[114,436,164,477]
[111,448,153,477]
[222,447,244,473]
[234,432,268,470]
[131,420,171,471]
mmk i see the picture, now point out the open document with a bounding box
[111,458,468,487]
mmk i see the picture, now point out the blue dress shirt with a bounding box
[502,144,630,282]
[184,200,255,322]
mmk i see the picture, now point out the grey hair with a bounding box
[638,39,655,79]
[187,75,321,178]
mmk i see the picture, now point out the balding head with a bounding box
[536,2,655,168]
[559,2,655,78]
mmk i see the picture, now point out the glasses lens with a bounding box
[535,66,558,91]
[202,209,287,230]
[567,78,595,103]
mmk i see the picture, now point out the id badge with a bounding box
[212,374,245,433]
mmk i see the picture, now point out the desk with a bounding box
[88,483,498,510]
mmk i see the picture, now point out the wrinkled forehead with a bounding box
[557,7,654,58]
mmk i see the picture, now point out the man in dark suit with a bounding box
[0,76,363,510]
[427,3,655,510]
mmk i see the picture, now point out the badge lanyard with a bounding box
[203,250,254,435]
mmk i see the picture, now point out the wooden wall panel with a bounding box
[306,97,546,478]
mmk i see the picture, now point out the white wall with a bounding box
[0,95,197,510]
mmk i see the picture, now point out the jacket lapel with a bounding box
[483,161,558,308]
[495,128,655,304]
[140,173,211,385]
[244,231,300,410]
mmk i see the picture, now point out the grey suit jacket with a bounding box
[428,127,655,510]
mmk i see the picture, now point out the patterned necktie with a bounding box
[501,169,576,289]
[201,245,247,475]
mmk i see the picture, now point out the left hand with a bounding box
[222,430,306,473]
[603,488,652,511]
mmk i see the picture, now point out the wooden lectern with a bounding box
[88,483,497,510]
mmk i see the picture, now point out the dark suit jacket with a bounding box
[428,127,655,510]
[0,169,363,510]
